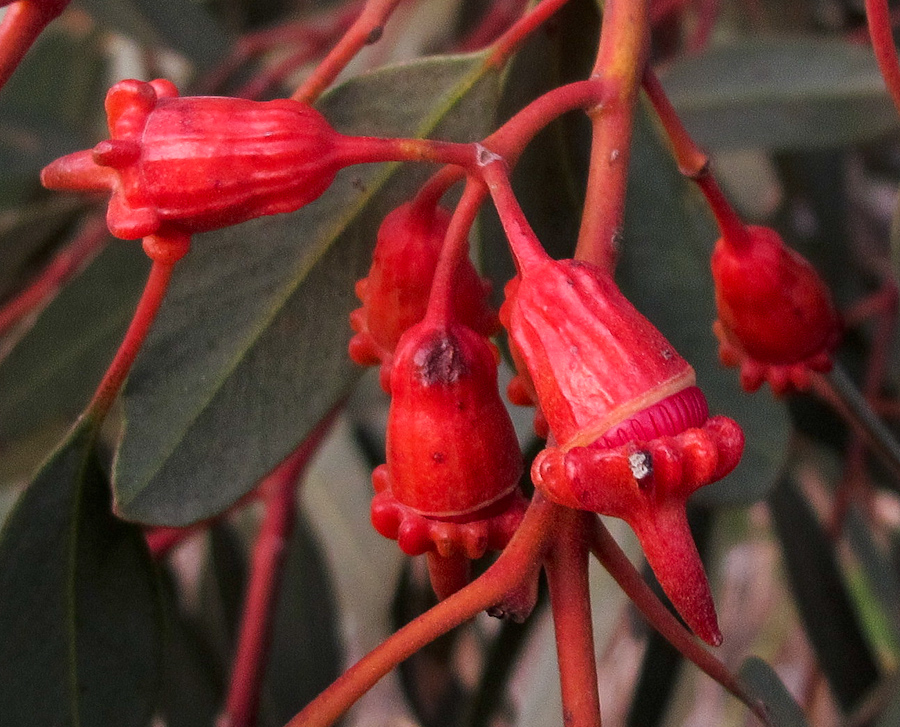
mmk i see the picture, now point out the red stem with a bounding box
[0,214,108,339]
[485,0,573,69]
[334,134,478,172]
[291,0,403,104]
[426,552,472,601]
[220,416,336,727]
[575,0,651,270]
[588,518,770,724]
[545,510,602,727]
[866,0,900,120]
[85,253,178,422]
[284,495,559,727]
[641,68,751,250]
[0,0,70,92]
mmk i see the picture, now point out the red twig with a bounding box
[0,0,70,92]
[0,213,109,339]
[575,0,651,270]
[866,0,900,120]
[588,518,770,724]
[284,495,559,727]
[546,510,602,727]
[219,414,337,727]
[456,0,527,52]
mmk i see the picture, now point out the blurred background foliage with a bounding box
[2,0,900,725]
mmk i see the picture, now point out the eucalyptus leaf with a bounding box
[738,657,809,727]
[0,241,148,445]
[618,102,790,506]
[114,53,501,525]
[662,38,899,151]
[0,423,164,727]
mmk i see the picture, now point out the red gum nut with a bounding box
[711,226,841,393]
[41,78,343,239]
[533,413,744,646]
[385,321,522,517]
[504,257,696,449]
[348,202,498,391]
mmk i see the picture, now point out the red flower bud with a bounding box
[40,79,343,239]
[711,225,841,394]
[349,201,498,391]
[370,320,526,569]
[502,253,743,645]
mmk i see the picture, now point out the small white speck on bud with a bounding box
[628,451,651,480]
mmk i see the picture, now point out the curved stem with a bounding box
[85,254,177,423]
[220,415,336,727]
[545,510,602,727]
[425,178,486,323]
[0,0,70,92]
[587,518,770,724]
[485,0,573,69]
[575,0,651,270]
[866,0,900,119]
[0,213,108,339]
[291,0,403,104]
[284,495,559,727]
[641,68,751,249]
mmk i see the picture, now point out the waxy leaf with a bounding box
[0,242,148,443]
[618,103,790,506]
[739,657,809,727]
[662,38,899,151]
[0,423,164,726]
[114,54,501,525]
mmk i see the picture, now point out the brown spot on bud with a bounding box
[413,332,468,385]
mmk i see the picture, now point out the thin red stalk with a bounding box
[235,44,327,100]
[335,134,478,171]
[291,0,403,104]
[284,495,559,727]
[0,213,108,338]
[85,255,177,422]
[485,0,572,69]
[575,0,651,270]
[457,0,527,52]
[425,178,487,323]
[545,510,602,727]
[829,282,898,535]
[686,0,720,53]
[866,0,900,119]
[641,68,751,250]
[0,0,70,91]
[220,415,336,727]
[588,518,770,724]
[481,159,547,272]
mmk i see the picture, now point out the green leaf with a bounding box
[76,0,232,69]
[662,38,899,151]
[114,53,502,525]
[0,422,164,726]
[0,241,148,444]
[738,657,809,727]
[768,474,880,712]
[617,102,790,506]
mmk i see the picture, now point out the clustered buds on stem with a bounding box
[497,211,743,645]
[711,224,842,395]
[349,201,498,391]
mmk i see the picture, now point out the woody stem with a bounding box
[588,518,769,723]
[640,69,751,250]
[284,495,559,727]
[291,0,403,104]
[546,510,602,727]
[221,416,335,727]
[85,252,179,424]
[574,0,651,270]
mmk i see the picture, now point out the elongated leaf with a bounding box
[768,475,880,712]
[739,657,808,727]
[114,54,501,525]
[662,38,899,151]
[0,423,164,726]
[0,242,148,443]
[617,103,790,506]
